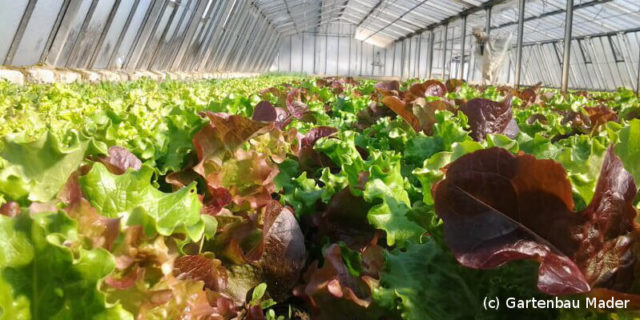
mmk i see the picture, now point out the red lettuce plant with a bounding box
[433,147,639,295]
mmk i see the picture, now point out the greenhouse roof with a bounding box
[256,0,640,46]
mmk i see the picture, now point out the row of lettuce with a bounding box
[1,76,640,319]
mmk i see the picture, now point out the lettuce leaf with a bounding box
[80,163,204,241]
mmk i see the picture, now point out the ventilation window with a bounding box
[553,42,563,65]
[607,36,625,63]
[578,39,592,64]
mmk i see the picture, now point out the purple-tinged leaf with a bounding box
[252,101,277,122]
[459,94,519,140]
[433,147,640,295]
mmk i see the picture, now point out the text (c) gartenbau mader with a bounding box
[505,297,630,309]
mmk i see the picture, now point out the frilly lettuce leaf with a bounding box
[0,131,87,203]
[615,119,640,184]
[80,163,204,241]
[0,211,131,320]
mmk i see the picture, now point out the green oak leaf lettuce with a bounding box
[0,211,131,320]
[0,131,88,203]
[615,119,640,184]
[363,151,424,247]
[80,163,204,241]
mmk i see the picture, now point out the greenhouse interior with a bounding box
[2,0,640,319]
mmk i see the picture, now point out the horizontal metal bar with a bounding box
[396,0,509,42]
[490,0,613,31]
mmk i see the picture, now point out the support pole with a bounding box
[459,15,467,80]
[371,45,374,76]
[514,0,526,87]
[338,35,342,75]
[637,44,640,95]
[325,33,328,75]
[486,7,492,36]
[348,35,352,75]
[383,48,387,76]
[391,42,396,75]
[401,40,405,79]
[360,41,363,76]
[4,0,39,65]
[88,0,121,68]
[416,34,422,77]
[442,24,448,79]
[561,0,574,92]
[428,31,434,79]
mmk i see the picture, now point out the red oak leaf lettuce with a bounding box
[97,146,142,174]
[374,80,400,97]
[433,147,639,295]
[459,95,519,141]
[293,244,381,320]
[212,201,306,301]
[299,126,339,172]
[193,112,272,174]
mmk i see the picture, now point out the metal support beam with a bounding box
[371,45,374,76]
[45,0,86,66]
[442,24,448,79]
[160,0,196,69]
[459,15,467,79]
[492,0,611,32]
[324,33,328,74]
[514,0,526,87]
[637,41,640,95]
[135,0,172,69]
[225,7,258,71]
[265,34,282,71]
[416,34,422,77]
[123,0,160,69]
[67,0,100,67]
[391,41,396,75]
[337,33,340,75]
[4,0,38,65]
[248,27,272,71]
[486,6,492,36]
[191,0,228,71]
[201,0,240,70]
[210,0,251,71]
[87,0,122,68]
[237,19,262,71]
[313,32,317,74]
[397,0,508,42]
[348,34,352,76]
[561,0,574,92]
[40,0,71,62]
[108,0,140,69]
[356,0,383,27]
[147,1,181,70]
[401,40,406,79]
[428,31,434,79]
[250,29,270,71]
[383,47,387,76]
[259,34,280,72]
[363,0,429,42]
[360,41,363,76]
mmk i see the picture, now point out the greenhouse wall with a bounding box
[271,1,640,92]
[1,0,640,92]
[0,0,280,74]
